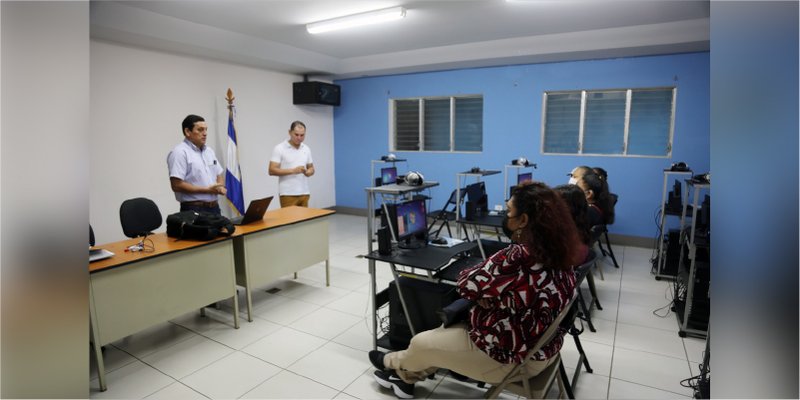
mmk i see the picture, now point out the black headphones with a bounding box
[670,161,689,172]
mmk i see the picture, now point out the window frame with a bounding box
[389,94,483,153]
[541,87,677,158]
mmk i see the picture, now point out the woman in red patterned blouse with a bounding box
[370,182,583,399]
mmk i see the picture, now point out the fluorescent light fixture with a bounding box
[306,6,406,34]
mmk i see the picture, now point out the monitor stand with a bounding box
[397,237,426,250]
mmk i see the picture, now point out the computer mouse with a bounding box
[431,237,448,245]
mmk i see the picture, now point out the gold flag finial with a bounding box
[226,88,235,106]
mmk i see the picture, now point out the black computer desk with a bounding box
[365,241,479,349]
[458,212,506,259]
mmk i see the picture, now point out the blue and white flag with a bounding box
[225,107,245,215]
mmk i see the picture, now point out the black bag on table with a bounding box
[166,211,235,241]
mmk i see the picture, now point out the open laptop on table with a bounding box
[231,196,273,225]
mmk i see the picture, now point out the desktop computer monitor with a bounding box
[395,198,428,249]
[517,172,532,185]
[465,181,486,204]
[465,181,488,218]
[381,167,398,185]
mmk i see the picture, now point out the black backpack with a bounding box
[166,211,235,241]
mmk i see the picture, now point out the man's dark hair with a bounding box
[289,120,306,131]
[182,114,205,135]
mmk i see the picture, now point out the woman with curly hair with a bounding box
[368,182,583,399]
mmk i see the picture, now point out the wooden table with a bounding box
[89,206,334,390]
[89,233,239,392]
[232,206,335,321]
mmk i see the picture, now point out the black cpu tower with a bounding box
[659,229,681,277]
[388,278,460,349]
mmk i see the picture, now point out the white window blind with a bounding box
[542,87,675,157]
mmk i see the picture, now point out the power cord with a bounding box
[126,234,155,253]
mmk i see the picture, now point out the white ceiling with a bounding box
[90,0,710,80]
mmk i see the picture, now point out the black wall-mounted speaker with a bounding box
[293,81,340,106]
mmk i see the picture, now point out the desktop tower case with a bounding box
[388,278,460,349]
[658,229,681,277]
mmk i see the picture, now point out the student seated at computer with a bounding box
[554,184,591,250]
[367,182,583,399]
[567,165,594,185]
[576,173,612,228]
[591,166,615,225]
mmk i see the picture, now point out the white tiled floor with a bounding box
[90,213,706,399]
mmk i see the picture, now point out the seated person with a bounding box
[567,165,593,185]
[592,166,608,182]
[368,182,582,399]
[554,184,591,248]
[591,166,615,225]
[576,173,611,228]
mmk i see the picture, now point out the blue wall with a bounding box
[333,52,709,239]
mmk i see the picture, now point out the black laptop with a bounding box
[231,196,273,225]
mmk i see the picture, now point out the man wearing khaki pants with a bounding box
[269,120,314,207]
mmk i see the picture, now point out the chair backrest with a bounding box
[90,224,95,247]
[589,224,605,247]
[119,197,163,238]
[486,291,578,398]
[575,248,598,286]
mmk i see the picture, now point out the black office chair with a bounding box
[574,249,602,332]
[427,189,468,238]
[119,197,162,238]
[90,224,96,247]
[595,194,620,269]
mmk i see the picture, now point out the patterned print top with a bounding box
[456,243,576,364]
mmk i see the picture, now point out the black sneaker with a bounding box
[374,370,415,399]
[368,350,387,370]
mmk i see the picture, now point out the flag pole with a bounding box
[225,88,245,216]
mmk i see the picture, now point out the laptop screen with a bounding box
[381,167,398,185]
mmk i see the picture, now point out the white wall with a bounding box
[90,40,335,243]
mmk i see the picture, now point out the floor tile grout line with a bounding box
[605,245,624,400]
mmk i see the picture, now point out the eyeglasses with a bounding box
[566,173,573,177]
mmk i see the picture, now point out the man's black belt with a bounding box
[181,200,219,208]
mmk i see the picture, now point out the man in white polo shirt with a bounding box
[167,114,226,214]
[269,120,315,207]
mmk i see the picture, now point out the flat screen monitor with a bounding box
[517,172,532,185]
[381,167,398,185]
[395,198,427,249]
[465,181,486,204]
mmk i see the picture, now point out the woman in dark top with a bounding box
[577,173,612,227]
[554,184,591,246]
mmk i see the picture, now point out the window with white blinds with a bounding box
[391,95,483,152]
[542,87,676,157]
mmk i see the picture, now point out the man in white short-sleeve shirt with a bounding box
[269,121,315,207]
[167,114,226,214]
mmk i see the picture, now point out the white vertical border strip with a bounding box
[623,89,632,155]
[418,99,424,151]
[578,90,587,154]
[540,92,547,154]
[450,97,455,151]
[668,87,678,157]
[388,99,395,152]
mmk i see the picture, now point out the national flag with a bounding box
[225,106,245,215]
